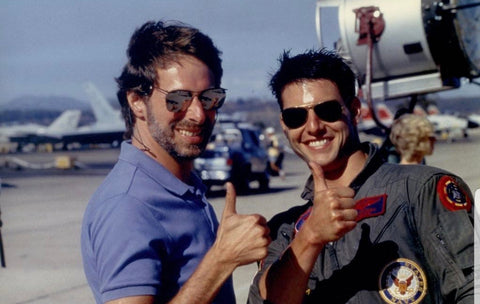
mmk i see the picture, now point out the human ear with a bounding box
[350,97,362,125]
[127,91,146,120]
[280,113,289,136]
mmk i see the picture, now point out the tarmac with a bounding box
[0,130,479,304]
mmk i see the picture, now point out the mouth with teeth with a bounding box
[306,137,330,148]
[177,127,204,144]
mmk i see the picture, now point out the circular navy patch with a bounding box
[437,176,471,211]
[378,258,427,304]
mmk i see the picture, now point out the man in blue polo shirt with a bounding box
[81,20,270,304]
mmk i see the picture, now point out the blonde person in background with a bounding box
[389,114,436,165]
[265,127,285,179]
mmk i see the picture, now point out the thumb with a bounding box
[309,161,328,191]
[222,182,237,219]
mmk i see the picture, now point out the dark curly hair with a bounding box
[269,49,357,109]
[115,20,223,139]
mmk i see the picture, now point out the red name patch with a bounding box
[295,194,388,233]
[355,194,387,221]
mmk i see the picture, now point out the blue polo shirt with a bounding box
[81,141,235,303]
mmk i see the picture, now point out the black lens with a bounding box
[282,100,343,129]
[282,108,308,129]
[313,101,343,122]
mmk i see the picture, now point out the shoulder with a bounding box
[84,192,157,235]
[372,162,457,186]
[371,163,472,212]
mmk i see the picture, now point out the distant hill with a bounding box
[0,95,121,126]
[434,96,480,115]
[0,96,93,126]
[1,95,91,111]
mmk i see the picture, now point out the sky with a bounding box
[0,0,478,106]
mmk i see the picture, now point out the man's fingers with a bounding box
[222,182,237,219]
[309,161,328,191]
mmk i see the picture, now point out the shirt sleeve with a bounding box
[413,173,474,303]
[88,194,168,302]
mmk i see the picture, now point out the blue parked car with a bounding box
[194,124,270,193]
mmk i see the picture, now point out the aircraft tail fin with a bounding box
[46,110,81,133]
[376,103,394,126]
[83,82,119,123]
[427,104,441,115]
[413,105,428,116]
[359,102,394,126]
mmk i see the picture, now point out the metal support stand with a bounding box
[354,6,387,131]
[0,179,5,268]
[0,229,5,268]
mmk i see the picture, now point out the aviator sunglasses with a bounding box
[154,87,227,113]
[281,100,344,129]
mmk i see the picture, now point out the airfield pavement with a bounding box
[0,130,479,304]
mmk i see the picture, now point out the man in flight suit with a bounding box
[248,49,474,303]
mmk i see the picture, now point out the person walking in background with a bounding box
[248,49,474,303]
[265,127,285,178]
[81,20,270,304]
[389,113,436,165]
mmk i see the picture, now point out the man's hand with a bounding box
[302,161,357,245]
[213,182,271,267]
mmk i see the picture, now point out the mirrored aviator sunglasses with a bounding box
[281,100,343,129]
[158,88,227,113]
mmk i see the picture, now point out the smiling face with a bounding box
[280,79,360,173]
[141,55,217,162]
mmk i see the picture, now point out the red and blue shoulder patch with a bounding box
[436,176,471,212]
[354,194,387,221]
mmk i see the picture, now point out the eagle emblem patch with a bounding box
[437,176,471,211]
[379,258,427,304]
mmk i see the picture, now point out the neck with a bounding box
[131,131,193,183]
[324,148,368,188]
[400,158,422,165]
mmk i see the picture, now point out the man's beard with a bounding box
[147,110,214,162]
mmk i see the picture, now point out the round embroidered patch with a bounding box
[436,176,471,211]
[378,258,427,304]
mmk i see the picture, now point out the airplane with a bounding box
[60,82,126,148]
[6,109,82,150]
[357,101,394,136]
[413,104,471,140]
[468,113,480,128]
[0,122,45,143]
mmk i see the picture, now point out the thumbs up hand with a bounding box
[213,182,271,268]
[301,162,357,246]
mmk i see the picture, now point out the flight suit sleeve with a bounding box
[413,173,474,303]
[247,222,295,304]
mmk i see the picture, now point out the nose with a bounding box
[185,96,207,123]
[305,108,325,133]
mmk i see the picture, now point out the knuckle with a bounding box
[329,200,341,209]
